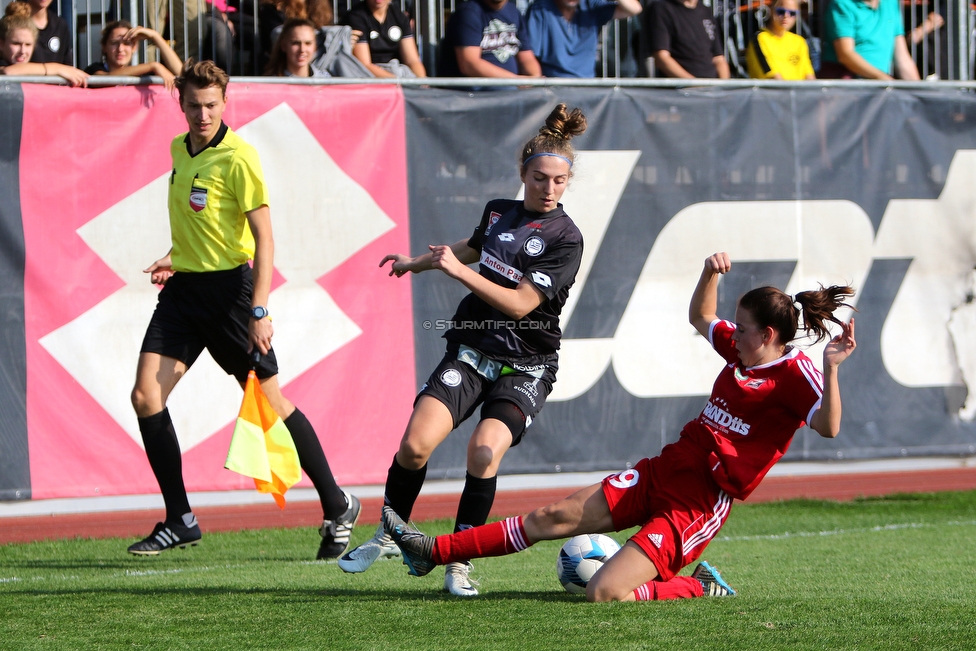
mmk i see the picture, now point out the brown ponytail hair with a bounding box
[519,104,587,175]
[739,284,855,345]
[1,1,37,42]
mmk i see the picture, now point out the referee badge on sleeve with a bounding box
[189,185,208,212]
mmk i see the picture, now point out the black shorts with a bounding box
[140,264,279,382]
[417,344,556,446]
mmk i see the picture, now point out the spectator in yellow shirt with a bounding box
[746,0,815,80]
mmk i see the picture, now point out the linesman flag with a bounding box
[225,370,302,508]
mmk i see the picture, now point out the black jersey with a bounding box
[444,198,583,362]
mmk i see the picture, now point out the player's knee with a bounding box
[586,576,628,603]
[466,444,496,476]
[397,438,431,470]
[527,502,571,532]
[130,386,157,417]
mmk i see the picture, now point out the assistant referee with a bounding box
[128,59,359,558]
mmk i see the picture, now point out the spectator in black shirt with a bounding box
[342,0,426,77]
[642,0,729,78]
[26,0,71,64]
[84,22,182,89]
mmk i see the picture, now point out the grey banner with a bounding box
[405,86,976,478]
[0,84,29,500]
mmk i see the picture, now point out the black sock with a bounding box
[384,455,427,521]
[284,408,346,520]
[138,408,191,523]
[453,473,497,533]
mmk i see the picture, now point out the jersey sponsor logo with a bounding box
[647,533,664,549]
[485,211,502,235]
[189,186,208,212]
[524,236,545,256]
[388,26,402,42]
[49,36,61,52]
[734,367,768,389]
[531,270,552,288]
[512,362,546,373]
[441,369,462,387]
[498,233,515,242]
[608,468,639,489]
[701,400,752,436]
[481,250,523,282]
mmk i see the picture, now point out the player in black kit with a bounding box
[339,104,587,596]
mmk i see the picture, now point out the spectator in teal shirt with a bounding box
[821,0,919,79]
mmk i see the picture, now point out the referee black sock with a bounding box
[138,408,192,523]
[453,473,497,533]
[384,456,427,522]
[284,408,347,520]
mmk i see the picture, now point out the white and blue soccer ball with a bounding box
[556,534,621,594]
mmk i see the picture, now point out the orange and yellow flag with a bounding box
[225,370,302,508]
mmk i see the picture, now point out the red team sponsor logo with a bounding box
[189,186,208,212]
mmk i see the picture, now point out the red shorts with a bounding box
[601,441,732,582]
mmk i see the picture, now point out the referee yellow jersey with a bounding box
[746,30,815,80]
[168,123,270,273]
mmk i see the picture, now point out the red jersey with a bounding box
[679,319,824,500]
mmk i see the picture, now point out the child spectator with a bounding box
[341,0,426,77]
[84,21,182,90]
[745,0,816,80]
[1,1,86,85]
[26,0,71,64]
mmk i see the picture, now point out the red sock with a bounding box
[432,516,531,564]
[633,576,704,601]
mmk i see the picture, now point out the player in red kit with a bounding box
[382,251,857,601]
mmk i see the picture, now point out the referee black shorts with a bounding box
[140,264,279,382]
[417,344,556,446]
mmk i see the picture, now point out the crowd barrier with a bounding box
[4,0,976,79]
[1,81,975,503]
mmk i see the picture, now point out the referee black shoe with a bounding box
[317,491,361,559]
[127,515,201,556]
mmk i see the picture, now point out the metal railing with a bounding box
[3,0,974,80]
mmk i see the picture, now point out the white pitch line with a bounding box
[716,520,976,542]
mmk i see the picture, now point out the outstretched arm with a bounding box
[810,319,857,438]
[689,252,731,337]
[380,239,477,277]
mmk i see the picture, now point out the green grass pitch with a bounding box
[2,490,975,650]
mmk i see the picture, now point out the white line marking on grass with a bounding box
[0,577,21,583]
[717,520,976,542]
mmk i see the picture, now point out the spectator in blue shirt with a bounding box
[438,0,542,78]
[821,0,919,79]
[526,0,641,77]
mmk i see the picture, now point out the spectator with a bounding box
[25,0,70,64]
[342,0,426,77]
[145,0,200,62]
[525,0,641,78]
[438,0,542,78]
[642,0,730,78]
[1,1,86,85]
[84,21,182,89]
[745,0,815,80]
[821,0,919,79]
[264,17,329,76]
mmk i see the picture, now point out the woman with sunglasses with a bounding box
[746,0,815,80]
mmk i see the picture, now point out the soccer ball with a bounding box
[556,534,621,594]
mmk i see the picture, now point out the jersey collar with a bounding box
[184,121,229,158]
